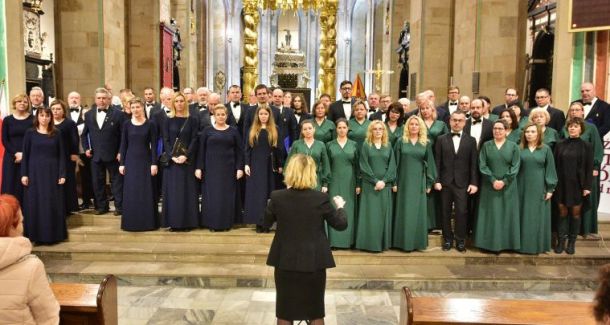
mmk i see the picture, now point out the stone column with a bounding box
[408,0,451,99]
[242,0,260,100]
[551,0,575,108]
[3,0,26,98]
[317,0,338,100]
[127,0,162,95]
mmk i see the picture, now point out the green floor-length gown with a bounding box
[517,145,557,254]
[326,139,359,248]
[314,118,335,143]
[393,138,436,251]
[561,122,603,235]
[474,140,521,252]
[506,129,522,144]
[542,127,558,150]
[425,120,447,230]
[386,123,403,147]
[348,119,371,148]
[285,139,330,190]
[355,142,396,252]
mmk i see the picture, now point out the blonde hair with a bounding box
[418,99,437,120]
[528,107,551,125]
[284,154,318,190]
[365,120,389,146]
[11,94,31,113]
[402,115,429,146]
[248,104,278,147]
[169,92,189,118]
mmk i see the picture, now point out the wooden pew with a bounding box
[400,287,595,325]
[51,274,118,325]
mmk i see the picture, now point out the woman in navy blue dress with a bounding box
[21,107,67,244]
[162,93,199,231]
[50,99,80,213]
[196,104,244,231]
[243,105,283,232]
[119,97,159,231]
[1,94,33,203]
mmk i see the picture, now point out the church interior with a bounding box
[1,0,610,324]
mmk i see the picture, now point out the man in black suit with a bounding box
[437,86,461,117]
[434,110,479,252]
[67,91,94,210]
[225,85,249,137]
[189,87,210,116]
[328,80,355,122]
[366,92,380,119]
[464,99,493,150]
[29,86,45,115]
[577,82,610,138]
[533,88,565,132]
[271,87,298,150]
[81,88,126,215]
[143,87,162,119]
[243,84,281,138]
[491,88,519,116]
[370,95,392,121]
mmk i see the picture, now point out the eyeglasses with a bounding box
[535,96,548,99]
[341,87,352,91]
[506,94,517,97]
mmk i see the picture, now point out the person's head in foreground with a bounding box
[594,264,610,325]
[284,154,317,190]
[0,194,60,323]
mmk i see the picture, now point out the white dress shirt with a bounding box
[448,101,459,114]
[231,102,241,123]
[469,117,483,146]
[96,107,107,129]
[451,130,462,153]
[342,99,352,118]
[584,97,597,119]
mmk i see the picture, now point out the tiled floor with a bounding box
[118,286,595,325]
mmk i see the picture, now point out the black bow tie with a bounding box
[369,109,377,113]
[98,108,107,113]
[233,102,240,108]
[583,102,592,106]
[199,104,207,110]
[449,102,458,105]
[452,132,461,137]
[146,103,153,107]
[342,101,351,104]
[70,108,79,113]
[472,118,481,124]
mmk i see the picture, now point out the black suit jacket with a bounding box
[435,132,479,188]
[369,110,385,121]
[276,105,298,146]
[491,103,509,116]
[189,102,208,117]
[328,98,356,123]
[464,118,493,150]
[226,102,249,137]
[264,189,347,272]
[145,102,162,119]
[81,107,126,162]
[545,106,566,132]
[577,98,610,138]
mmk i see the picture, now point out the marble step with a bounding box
[42,259,599,292]
[65,214,610,248]
[32,240,610,266]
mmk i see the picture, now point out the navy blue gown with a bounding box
[1,115,33,203]
[120,120,159,231]
[197,126,244,230]
[21,129,67,244]
[162,116,199,229]
[243,129,282,225]
[55,119,79,213]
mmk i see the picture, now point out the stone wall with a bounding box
[103,0,126,92]
[4,0,25,98]
[128,0,161,96]
[451,0,476,96]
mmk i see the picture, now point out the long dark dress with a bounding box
[326,139,359,248]
[119,120,158,231]
[162,116,199,229]
[1,115,33,203]
[198,126,244,230]
[244,129,282,225]
[355,142,396,252]
[425,120,447,230]
[21,129,67,244]
[554,138,593,207]
[517,145,557,254]
[55,119,79,213]
[474,140,521,252]
[561,123,603,235]
[393,139,436,251]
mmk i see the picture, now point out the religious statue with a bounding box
[171,18,183,91]
[396,21,410,98]
[284,30,292,49]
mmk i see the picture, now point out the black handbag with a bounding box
[161,118,189,167]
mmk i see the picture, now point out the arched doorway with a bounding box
[528,29,554,107]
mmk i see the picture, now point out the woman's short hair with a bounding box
[0,194,21,237]
[493,119,509,130]
[49,99,68,119]
[519,122,544,149]
[386,102,405,125]
[213,104,228,115]
[11,94,31,113]
[312,100,327,116]
[593,264,610,323]
[128,96,145,107]
[284,154,318,190]
[566,117,586,135]
[528,107,551,125]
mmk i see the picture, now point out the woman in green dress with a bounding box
[528,108,559,150]
[509,101,528,130]
[385,102,404,146]
[312,100,335,143]
[419,99,447,231]
[348,100,371,148]
[517,123,557,254]
[355,120,396,252]
[285,119,330,191]
[479,96,498,122]
[500,109,521,143]
[327,118,360,248]
[474,119,521,252]
[392,115,436,251]
[561,102,603,238]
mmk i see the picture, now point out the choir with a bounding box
[1,82,604,257]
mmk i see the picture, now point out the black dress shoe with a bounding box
[113,210,122,216]
[79,202,93,210]
[442,240,452,251]
[94,209,109,215]
[456,240,466,252]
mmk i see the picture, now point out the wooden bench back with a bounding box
[400,287,596,325]
[51,274,117,325]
